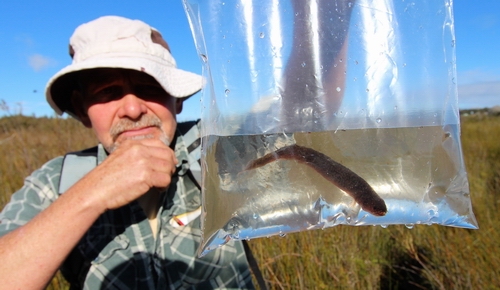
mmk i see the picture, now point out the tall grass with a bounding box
[0,115,96,290]
[1,114,498,289]
[0,115,97,204]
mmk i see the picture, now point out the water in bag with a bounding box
[182,0,478,256]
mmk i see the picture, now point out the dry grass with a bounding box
[1,114,498,289]
[0,115,96,290]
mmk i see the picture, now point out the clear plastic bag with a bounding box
[183,0,478,257]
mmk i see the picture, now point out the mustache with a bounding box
[109,115,163,142]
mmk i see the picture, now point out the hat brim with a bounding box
[46,52,203,119]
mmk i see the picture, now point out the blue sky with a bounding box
[0,1,499,121]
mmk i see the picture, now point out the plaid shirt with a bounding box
[0,125,255,289]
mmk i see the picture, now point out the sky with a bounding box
[0,0,499,121]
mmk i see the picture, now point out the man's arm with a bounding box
[0,139,177,289]
[281,0,355,131]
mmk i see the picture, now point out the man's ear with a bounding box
[71,91,92,128]
[175,98,184,115]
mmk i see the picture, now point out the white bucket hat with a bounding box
[46,16,203,119]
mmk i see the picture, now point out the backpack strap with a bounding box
[176,120,202,187]
[58,146,99,286]
[58,146,99,194]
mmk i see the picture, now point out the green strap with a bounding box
[177,120,202,186]
[58,148,98,194]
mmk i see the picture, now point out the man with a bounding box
[0,16,255,289]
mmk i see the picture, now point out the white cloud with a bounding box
[458,80,500,109]
[457,68,500,85]
[455,68,500,108]
[28,53,55,72]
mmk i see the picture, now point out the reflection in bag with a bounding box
[183,0,478,256]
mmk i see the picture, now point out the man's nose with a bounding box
[117,93,148,120]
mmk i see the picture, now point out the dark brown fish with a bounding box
[245,144,387,216]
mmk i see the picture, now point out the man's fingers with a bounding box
[113,139,178,165]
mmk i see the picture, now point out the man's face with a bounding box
[75,68,181,152]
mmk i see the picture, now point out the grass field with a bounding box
[0,113,498,289]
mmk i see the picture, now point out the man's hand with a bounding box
[76,138,178,213]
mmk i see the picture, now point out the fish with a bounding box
[244,144,387,216]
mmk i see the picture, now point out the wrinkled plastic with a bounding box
[182,0,478,257]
